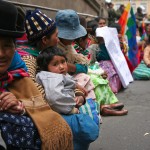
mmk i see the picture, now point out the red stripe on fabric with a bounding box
[118,11,129,35]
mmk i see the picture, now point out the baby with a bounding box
[36,47,86,114]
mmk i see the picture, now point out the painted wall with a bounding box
[9,0,106,18]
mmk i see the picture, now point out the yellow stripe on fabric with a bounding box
[125,2,131,12]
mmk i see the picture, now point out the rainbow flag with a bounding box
[118,2,138,68]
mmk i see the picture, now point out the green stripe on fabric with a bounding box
[130,7,134,16]
[80,105,87,114]
[126,7,136,39]
[127,17,135,27]
[126,30,132,39]
[82,103,93,119]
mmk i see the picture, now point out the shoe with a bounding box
[110,103,124,110]
[101,107,128,116]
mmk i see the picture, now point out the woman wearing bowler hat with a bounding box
[0,1,73,150]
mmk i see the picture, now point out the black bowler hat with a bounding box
[0,1,25,37]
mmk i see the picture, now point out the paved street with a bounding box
[90,80,150,150]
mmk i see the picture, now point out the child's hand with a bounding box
[76,84,88,96]
[73,108,79,114]
[75,96,84,107]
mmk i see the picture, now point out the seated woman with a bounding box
[96,36,122,94]
[72,17,127,116]
[87,18,122,93]
[17,8,99,150]
[0,1,73,150]
[133,35,150,80]
[56,10,89,75]
[55,10,127,116]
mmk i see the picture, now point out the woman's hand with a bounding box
[0,92,24,114]
[67,63,76,73]
[101,71,108,79]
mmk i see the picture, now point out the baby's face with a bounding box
[48,55,68,75]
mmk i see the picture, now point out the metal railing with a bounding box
[4,0,98,18]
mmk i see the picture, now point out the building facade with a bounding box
[8,0,108,19]
[113,0,150,15]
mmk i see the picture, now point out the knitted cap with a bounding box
[25,9,56,42]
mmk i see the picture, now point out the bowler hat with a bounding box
[16,6,26,31]
[55,9,87,40]
[0,1,25,37]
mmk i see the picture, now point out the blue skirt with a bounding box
[0,112,41,150]
[0,112,99,150]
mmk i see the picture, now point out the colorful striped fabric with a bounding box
[118,2,138,68]
[79,98,101,126]
[118,3,131,36]
[132,61,150,80]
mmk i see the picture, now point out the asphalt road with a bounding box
[89,80,150,150]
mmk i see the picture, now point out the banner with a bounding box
[96,26,133,88]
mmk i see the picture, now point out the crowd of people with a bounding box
[0,0,150,150]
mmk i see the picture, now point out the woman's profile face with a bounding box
[79,36,88,50]
[0,37,15,75]
[49,29,59,46]
[42,28,59,49]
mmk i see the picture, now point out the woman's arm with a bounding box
[75,64,88,74]
[143,47,150,66]
[67,63,88,74]
[67,63,76,73]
